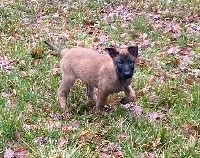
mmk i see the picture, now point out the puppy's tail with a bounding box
[44,41,62,53]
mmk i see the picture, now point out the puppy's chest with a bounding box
[104,79,131,93]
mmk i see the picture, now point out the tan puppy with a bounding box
[44,41,138,112]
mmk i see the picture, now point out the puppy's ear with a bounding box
[105,48,119,58]
[128,46,138,58]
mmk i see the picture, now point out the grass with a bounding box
[0,0,200,157]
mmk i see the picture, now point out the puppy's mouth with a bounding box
[123,72,133,80]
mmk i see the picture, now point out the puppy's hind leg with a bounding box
[58,74,75,110]
[86,84,97,105]
[120,85,136,104]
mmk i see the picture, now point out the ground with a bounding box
[0,0,200,157]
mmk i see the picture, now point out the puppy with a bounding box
[44,41,138,112]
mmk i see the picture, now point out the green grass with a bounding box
[0,0,200,157]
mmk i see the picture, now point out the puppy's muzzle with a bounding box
[124,71,132,79]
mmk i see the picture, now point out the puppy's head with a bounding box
[105,46,138,81]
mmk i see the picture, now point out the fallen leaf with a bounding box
[181,122,199,137]
[135,89,145,97]
[108,94,120,108]
[20,71,28,78]
[140,151,156,158]
[166,46,180,55]
[51,68,60,76]
[136,57,149,67]
[99,35,108,45]
[33,136,48,145]
[192,69,200,78]
[146,112,162,122]
[14,147,29,158]
[0,56,14,70]
[99,153,110,158]
[100,142,123,158]
[117,133,130,141]
[179,47,191,55]
[130,105,143,117]
[120,33,127,38]
[58,137,68,148]
[120,103,143,117]
[79,130,94,143]
[61,119,80,133]
[31,47,44,59]
[52,13,59,19]
[184,78,193,85]
[4,148,14,158]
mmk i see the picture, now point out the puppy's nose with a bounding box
[124,71,132,78]
[124,71,130,75]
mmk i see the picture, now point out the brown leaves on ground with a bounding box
[107,94,121,109]
[140,151,156,158]
[79,130,94,144]
[181,122,200,150]
[181,122,199,138]
[4,146,29,158]
[58,137,68,149]
[99,141,123,158]
[0,56,14,71]
[61,119,81,133]
[121,102,169,122]
[117,133,130,142]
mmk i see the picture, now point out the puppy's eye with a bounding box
[129,60,134,65]
[117,60,124,65]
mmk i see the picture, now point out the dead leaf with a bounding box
[14,146,29,158]
[51,68,60,76]
[79,130,94,143]
[0,56,14,70]
[130,105,143,117]
[120,103,143,117]
[31,47,44,59]
[52,13,59,19]
[135,89,145,97]
[184,78,193,85]
[108,94,120,108]
[140,151,156,158]
[31,59,41,66]
[4,148,14,158]
[166,46,180,55]
[181,122,199,137]
[20,71,28,78]
[117,133,130,141]
[136,57,149,67]
[99,35,108,45]
[58,137,68,148]
[99,142,123,158]
[33,136,48,145]
[146,112,163,122]
[179,47,191,55]
[61,119,80,133]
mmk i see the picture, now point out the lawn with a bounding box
[0,0,200,157]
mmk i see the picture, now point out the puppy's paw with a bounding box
[93,105,113,114]
[120,96,135,105]
[120,97,129,105]
[103,105,113,112]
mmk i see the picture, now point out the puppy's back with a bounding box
[60,47,113,87]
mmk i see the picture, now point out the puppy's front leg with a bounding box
[86,84,97,105]
[120,85,136,104]
[95,90,109,112]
